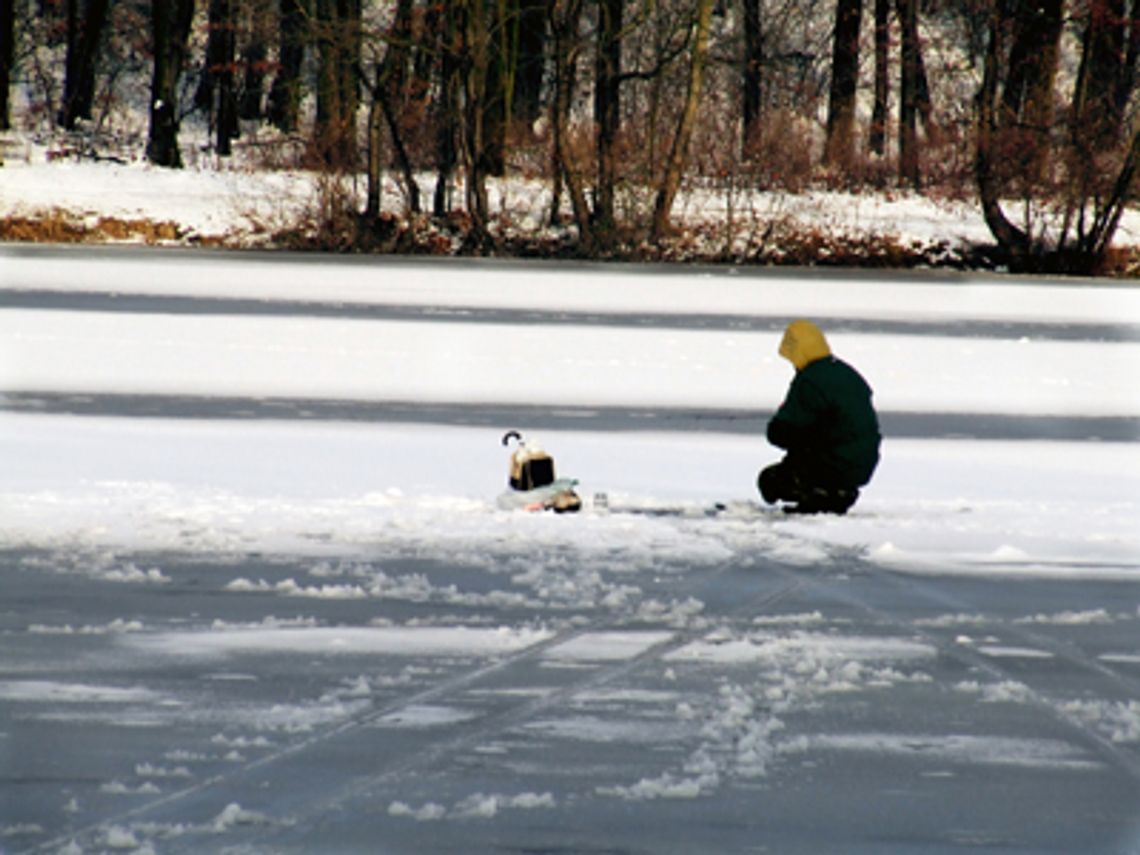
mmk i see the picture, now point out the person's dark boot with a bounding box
[757,468,780,505]
[785,486,858,515]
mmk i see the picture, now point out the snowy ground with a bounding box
[5,144,1140,256]
[1,246,1140,853]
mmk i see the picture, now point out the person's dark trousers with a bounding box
[758,458,859,515]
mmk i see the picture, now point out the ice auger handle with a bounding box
[501,430,522,447]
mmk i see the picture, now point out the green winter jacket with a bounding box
[768,323,881,488]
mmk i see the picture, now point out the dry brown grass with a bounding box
[0,209,187,244]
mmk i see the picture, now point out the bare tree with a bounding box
[461,0,492,243]
[549,0,593,247]
[202,0,240,155]
[1073,0,1129,148]
[147,0,196,167]
[594,0,622,232]
[0,0,13,130]
[59,0,112,130]
[482,0,510,176]
[315,0,361,167]
[976,0,1137,270]
[195,0,225,111]
[898,0,918,186]
[998,0,1062,184]
[868,0,888,155]
[364,0,419,217]
[514,0,546,125]
[742,0,763,153]
[267,0,308,132]
[653,0,715,240]
[474,0,546,177]
[1116,0,1140,118]
[239,1,272,119]
[433,0,462,216]
[823,0,862,170]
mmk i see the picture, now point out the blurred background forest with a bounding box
[1,0,1140,272]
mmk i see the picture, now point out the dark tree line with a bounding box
[2,0,1140,268]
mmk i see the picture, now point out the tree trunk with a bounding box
[514,0,546,125]
[823,0,863,171]
[549,0,593,247]
[1073,0,1128,145]
[415,1,442,103]
[742,0,763,155]
[59,0,112,130]
[433,0,461,216]
[462,0,491,242]
[366,86,383,218]
[975,0,1029,256]
[368,1,419,217]
[147,0,196,167]
[195,0,226,113]
[1000,0,1063,127]
[481,0,512,177]
[315,0,361,168]
[594,0,622,232]
[998,0,1062,184]
[341,0,362,159]
[1084,123,1140,258]
[869,0,888,155]
[239,39,268,119]
[215,0,238,156]
[652,0,714,240]
[267,0,307,132]
[379,86,420,214]
[386,0,413,103]
[0,0,13,131]
[898,0,919,187]
[1115,0,1140,116]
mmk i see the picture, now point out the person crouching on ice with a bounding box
[758,320,881,515]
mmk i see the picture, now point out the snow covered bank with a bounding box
[4,152,1140,261]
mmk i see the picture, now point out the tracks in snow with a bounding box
[27,548,806,852]
[23,517,1140,852]
[796,545,1140,783]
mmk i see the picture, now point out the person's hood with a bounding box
[779,320,831,370]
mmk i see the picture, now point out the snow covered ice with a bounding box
[2,246,1140,853]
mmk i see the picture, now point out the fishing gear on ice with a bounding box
[496,430,581,513]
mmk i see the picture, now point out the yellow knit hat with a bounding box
[779,320,831,370]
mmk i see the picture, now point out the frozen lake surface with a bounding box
[3,537,1140,854]
[1,248,1139,853]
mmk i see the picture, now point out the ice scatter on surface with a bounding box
[374,704,478,728]
[978,645,1055,659]
[779,732,1103,770]
[1013,609,1113,625]
[212,802,272,830]
[542,631,674,662]
[102,826,142,849]
[388,801,447,821]
[1061,700,1140,743]
[0,681,162,704]
[1099,652,1140,664]
[596,772,711,800]
[954,680,1036,704]
[988,544,1030,562]
[388,792,554,821]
